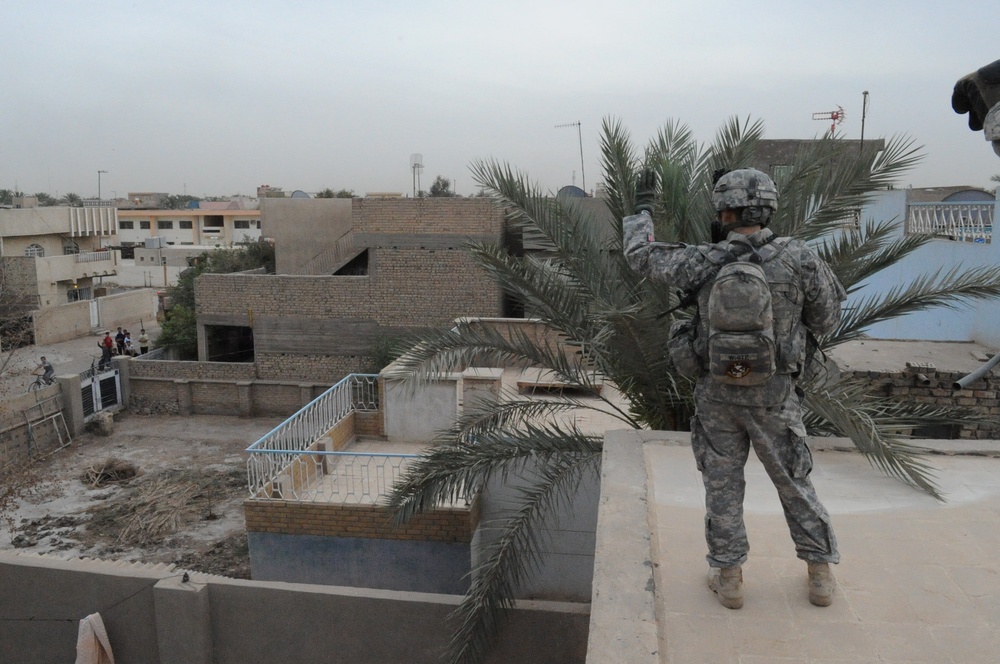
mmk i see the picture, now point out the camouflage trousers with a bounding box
[691,386,839,568]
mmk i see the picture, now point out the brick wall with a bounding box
[193,197,507,381]
[353,197,504,236]
[129,359,257,381]
[846,364,1000,440]
[195,249,500,324]
[243,498,478,543]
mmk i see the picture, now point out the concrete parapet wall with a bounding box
[0,551,588,664]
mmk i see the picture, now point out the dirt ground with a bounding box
[0,412,284,578]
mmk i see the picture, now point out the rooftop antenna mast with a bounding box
[859,91,870,155]
[555,121,586,193]
[409,153,423,197]
[812,106,845,135]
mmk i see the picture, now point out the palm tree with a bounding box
[388,116,1000,663]
[60,192,82,207]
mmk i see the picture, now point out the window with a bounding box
[24,244,44,257]
[140,221,150,229]
[234,219,250,229]
[179,220,193,229]
[158,220,173,229]
[119,221,134,229]
[63,240,80,255]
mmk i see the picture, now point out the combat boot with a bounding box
[707,566,743,609]
[807,562,834,607]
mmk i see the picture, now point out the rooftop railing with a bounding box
[247,374,406,502]
[907,202,995,244]
[248,450,418,504]
[75,250,112,263]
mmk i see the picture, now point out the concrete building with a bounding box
[0,205,119,307]
[116,208,261,248]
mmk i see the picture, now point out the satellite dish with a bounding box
[410,153,424,196]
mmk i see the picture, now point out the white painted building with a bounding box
[116,208,261,247]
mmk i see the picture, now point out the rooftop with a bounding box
[589,431,1000,663]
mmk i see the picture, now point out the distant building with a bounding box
[116,208,262,247]
[0,206,119,307]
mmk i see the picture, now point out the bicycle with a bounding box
[28,373,56,393]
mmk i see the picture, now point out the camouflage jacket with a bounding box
[623,213,846,402]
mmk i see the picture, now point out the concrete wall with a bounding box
[383,373,460,442]
[0,552,589,664]
[261,198,353,275]
[477,461,601,602]
[31,288,158,345]
[854,190,1000,346]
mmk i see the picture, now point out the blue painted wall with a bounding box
[249,533,471,595]
[846,190,1000,347]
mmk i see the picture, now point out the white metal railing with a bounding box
[248,450,417,504]
[907,202,995,244]
[76,250,112,263]
[246,374,381,498]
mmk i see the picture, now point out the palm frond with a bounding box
[831,264,1000,346]
[803,382,941,498]
[816,218,932,292]
[598,117,638,223]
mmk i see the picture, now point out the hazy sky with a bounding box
[3,0,998,199]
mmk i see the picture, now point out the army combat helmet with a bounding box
[712,168,779,231]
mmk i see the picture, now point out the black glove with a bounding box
[952,59,1000,131]
[634,168,658,216]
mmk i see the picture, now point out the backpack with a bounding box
[706,241,777,386]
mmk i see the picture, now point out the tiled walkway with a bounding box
[647,443,1000,664]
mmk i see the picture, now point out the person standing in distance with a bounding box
[622,168,846,609]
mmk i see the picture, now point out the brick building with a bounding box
[194,197,508,381]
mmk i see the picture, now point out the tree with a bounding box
[429,175,457,197]
[317,188,355,198]
[156,239,275,358]
[60,193,82,207]
[388,116,1000,663]
[0,189,23,206]
[163,194,201,210]
[32,193,56,206]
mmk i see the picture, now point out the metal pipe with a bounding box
[953,353,1000,390]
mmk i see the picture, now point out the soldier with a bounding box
[622,168,846,609]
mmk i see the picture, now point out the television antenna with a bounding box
[812,106,845,135]
[555,121,586,193]
[410,154,424,197]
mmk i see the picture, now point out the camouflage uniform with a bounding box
[623,212,846,567]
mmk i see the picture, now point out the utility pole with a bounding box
[555,122,586,194]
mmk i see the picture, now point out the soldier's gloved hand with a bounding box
[952,59,1000,131]
[634,168,658,216]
